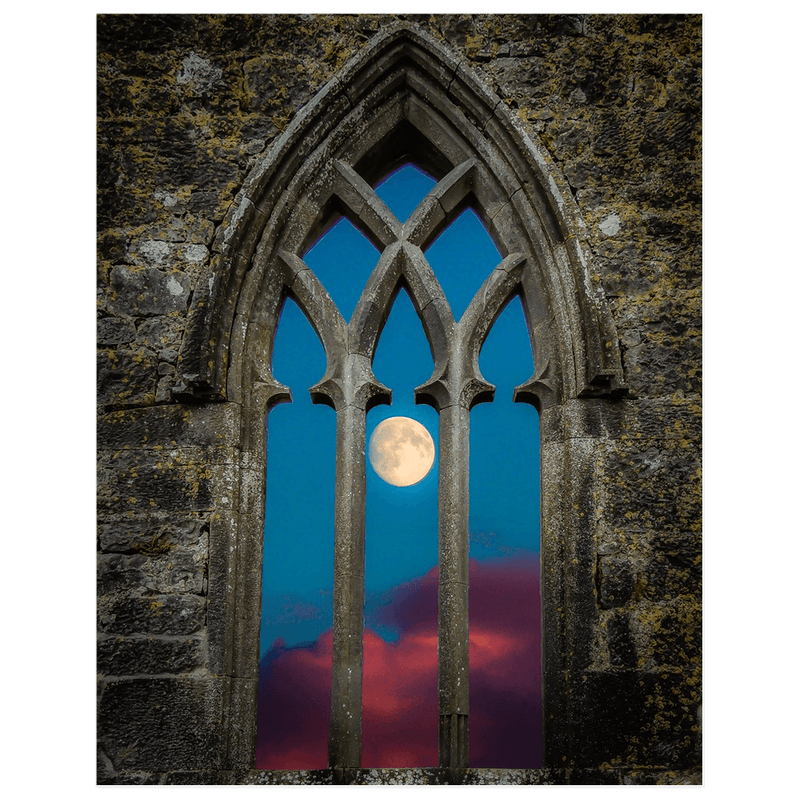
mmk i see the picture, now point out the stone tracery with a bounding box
[174,20,633,777]
[263,158,534,768]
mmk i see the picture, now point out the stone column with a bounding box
[437,402,470,769]
[328,401,367,769]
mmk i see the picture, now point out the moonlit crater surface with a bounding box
[369,416,436,487]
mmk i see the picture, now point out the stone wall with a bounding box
[97,13,701,785]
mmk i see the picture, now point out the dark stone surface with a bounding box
[644,530,702,600]
[598,555,635,608]
[574,670,649,766]
[602,441,700,532]
[567,768,622,785]
[97,403,242,451]
[97,677,226,772]
[98,514,209,554]
[96,448,225,514]
[98,317,136,346]
[97,550,205,595]
[136,316,187,352]
[97,347,157,408]
[606,611,637,668]
[98,593,206,635]
[97,634,205,675]
[576,670,699,769]
[109,265,192,317]
[638,600,701,669]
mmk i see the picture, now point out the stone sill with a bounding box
[103,767,702,785]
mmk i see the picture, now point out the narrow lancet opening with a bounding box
[470,294,542,767]
[256,297,336,770]
[364,287,439,767]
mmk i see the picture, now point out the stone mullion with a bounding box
[437,400,471,769]
[328,400,368,769]
[309,162,395,769]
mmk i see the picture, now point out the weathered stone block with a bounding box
[615,395,701,442]
[223,677,259,769]
[576,669,699,769]
[98,514,209,555]
[98,550,205,595]
[597,555,634,608]
[98,228,129,263]
[97,448,239,514]
[98,186,160,228]
[243,55,312,114]
[98,317,137,346]
[140,213,216,245]
[109,264,192,316]
[97,347,157,407]
[205,510,240,676]
[136,316,186,351]
[98,403,242,451]
[98,593,206,635]
[624,330,701,397]
[156,375,174,403]
[97,634,205,675]
[632,599,701,670]
[643,530,701,601]
[601,441,700,532]
[97,676,226,772]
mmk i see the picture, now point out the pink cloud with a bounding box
[256,554,541,770]
[362,627,439,766]
[469,556,542,768]
[255,632,332,769]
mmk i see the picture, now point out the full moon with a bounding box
[369,416,436,487]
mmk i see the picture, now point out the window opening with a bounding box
[425,207,502,321]
[469,295,542,768]
[257,159,545,771]
[374,163,437,222]
[256,297,336,770]
[186,28,630,777]
[363,288,439,767]
[303,216,381,322]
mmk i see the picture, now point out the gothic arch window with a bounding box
[175,23,625,776]
[255,164,542,770]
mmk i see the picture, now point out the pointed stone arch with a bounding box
[177,22,629,777]
[176,22,624,409]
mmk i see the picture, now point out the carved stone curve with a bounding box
[175,22,625,407]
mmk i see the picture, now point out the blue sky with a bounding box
[258,165,541,768]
